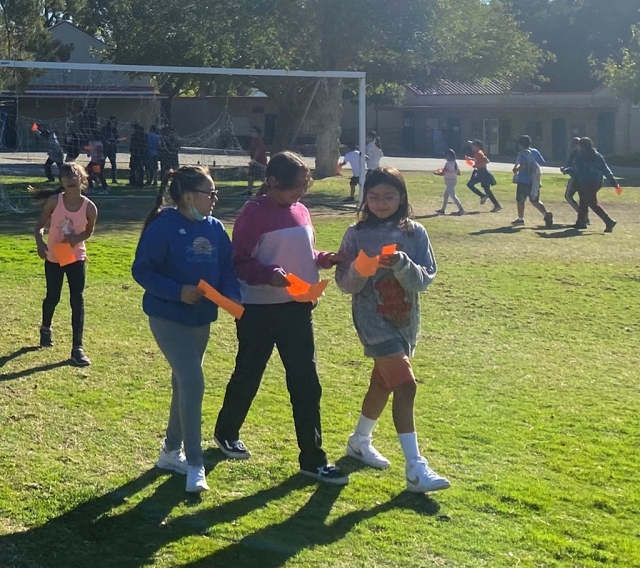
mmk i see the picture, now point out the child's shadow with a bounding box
[0,346,40,368]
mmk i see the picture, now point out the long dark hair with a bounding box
[29,162,89,201]
[258,151,311,196]
[142,165,211,232]
[356,167,413,231]
[578,137,597,162]
[367,130,382,150]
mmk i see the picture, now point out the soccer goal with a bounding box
[0,60,367,212]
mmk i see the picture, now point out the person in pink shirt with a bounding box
[214,151,349,486]
[32,162,98,366]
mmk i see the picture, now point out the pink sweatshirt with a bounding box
[232,194,332,304]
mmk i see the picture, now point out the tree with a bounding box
[0,0,70,89]
[251,0,546,176]
[595,25,640,104]
[509,0,640,92]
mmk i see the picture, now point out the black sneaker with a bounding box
[544,212,553,228]
[300,464,349,486]
[214,434,251,459]
[70,347,91,367]
[573,222,587,230]
[39,328,53,348]
[604,220,617,233]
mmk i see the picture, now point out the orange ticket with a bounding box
[285,273,311,296]
[286,274,329,302]
[354,250,379,277]
[53,242,76,267]
[197,280,245,320]
[380,244,397,256]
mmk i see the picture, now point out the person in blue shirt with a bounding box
[145,124,161,186]
[511,135,553,228]
[132,165,240,493]
[563,137,618,233]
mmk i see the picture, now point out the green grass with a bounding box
[0,171,639,567]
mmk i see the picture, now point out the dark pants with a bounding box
[42,260,86,348]
[129,155,144,187]
[467,169,500,207]
[106,146,117,181]
[215,302,327,471]
[88,160,107,189]
[44,158,62,181]
[577,181,612,226]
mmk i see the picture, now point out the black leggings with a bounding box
[42,260,86,348]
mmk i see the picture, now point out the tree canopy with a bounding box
[596,25,640,104]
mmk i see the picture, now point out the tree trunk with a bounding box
[311,78,343,179]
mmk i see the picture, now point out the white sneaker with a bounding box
[156,446,188,475]
[405,457,451,493]
[186,465,210,493]
[346,433,391,469]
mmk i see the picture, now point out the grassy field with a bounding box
[0,171,639,567]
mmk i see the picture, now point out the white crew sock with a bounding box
[398,432,420,462]
[354,414,377,437]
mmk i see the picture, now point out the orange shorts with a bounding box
[371,354,416,389]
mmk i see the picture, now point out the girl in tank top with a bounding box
[32,162,98,366]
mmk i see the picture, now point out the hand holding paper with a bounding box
[615,185,623,196]
[53,242,76,267]
[286,273,329,303]
[197,280,245,320]
[353,244,397,277]
[465,157,474,167]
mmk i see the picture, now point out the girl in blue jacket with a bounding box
[132,165,240,493]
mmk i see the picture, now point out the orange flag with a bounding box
[286,274,329,302]
[465,157,474,167]
[31,123,39,133]
[354,244,397,277]
[197,280,245,320]
[53,242,76,267]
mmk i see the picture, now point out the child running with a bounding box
[511,135,552,227]
[132,166,240,493]
[214,151,348,486]
[560,137,585,224]
[335,168,450,493]
[434,149,464,215]
[33,162,97,367]
[466,139,501,212]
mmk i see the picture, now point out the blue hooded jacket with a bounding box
[132,208,240,326]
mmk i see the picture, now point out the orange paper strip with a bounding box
[354,250,379,277]
[53,242,76,266]
[31,123,39,133]
[197,280,245,320]
[291,280,330,303]
[615,185,623,196]
[465,157,474,167]
[380,244,397,256]
[285,273,311,296]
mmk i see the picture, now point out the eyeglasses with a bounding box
[191,189,218,199]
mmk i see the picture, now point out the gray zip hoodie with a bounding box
[335,220,436,358]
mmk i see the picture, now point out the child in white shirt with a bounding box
[339,143,361,202]
[434,149,464,215]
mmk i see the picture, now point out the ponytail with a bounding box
[141,169,173,233]
[29,185,63,201]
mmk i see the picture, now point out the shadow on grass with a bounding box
[469,226,523,236]
[0,345,40,368]
[535,228,592,239]
[0,359,70,382]
[0,462,443,568]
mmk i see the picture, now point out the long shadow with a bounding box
[469,226,522,236]
[0,359,70,382]
[0,345,40,368]
[535,227,594,239]
[0,468,303,567]
[181,485,441,567]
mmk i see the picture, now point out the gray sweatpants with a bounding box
[442,180,463,212]
[149,317,210,466]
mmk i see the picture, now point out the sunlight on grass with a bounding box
[0,172,639,567]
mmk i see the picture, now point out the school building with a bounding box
[341,81,640,162]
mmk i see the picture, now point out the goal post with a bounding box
[0,60,368,201]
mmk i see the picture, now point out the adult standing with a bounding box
[247,126,267,196]
[101,116,121,184]
[129,123,146,188]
